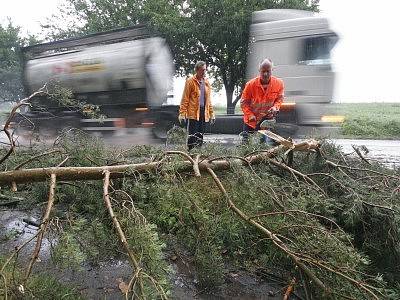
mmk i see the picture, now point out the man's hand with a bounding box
[178,113,186,124]
[249,115,256,122]
[268,107,279,114]
[210,114,216,125]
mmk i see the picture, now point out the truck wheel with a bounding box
[152,117,175,140]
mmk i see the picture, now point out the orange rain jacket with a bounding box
[240,76,284,129]
[179,75,214,122]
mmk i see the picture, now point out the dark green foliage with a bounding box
[54,128,106,167]
[27,275,85,300]
[293,141,400,286]
[28,83,105,120]
[0,21,39,102]
[195,241,225,288]
[0,22,24,102]
[52,217,118,268]
[51,227,87,270]
[166,125,187,145]
[1,133,400,298]
[0,256,84,299]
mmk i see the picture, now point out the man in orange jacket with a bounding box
[178,61,215,150]
[240,58,284,143]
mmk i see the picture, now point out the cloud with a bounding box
[1,0,61,37]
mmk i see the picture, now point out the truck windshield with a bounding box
[299,35,337,65]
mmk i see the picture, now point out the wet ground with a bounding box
[1,129,398,298]
[0,209,288,299]
[331,138,400,168]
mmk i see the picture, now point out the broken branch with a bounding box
[25,173,56,281]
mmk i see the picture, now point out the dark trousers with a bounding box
[187,106,205,150]
[242,123,266,143]
[242,120,273,144]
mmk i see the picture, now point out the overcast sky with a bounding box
[319,0,400,102]
[1,0,400,103]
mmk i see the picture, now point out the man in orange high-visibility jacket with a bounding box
[240,58,284,143]
[178,61,215,150]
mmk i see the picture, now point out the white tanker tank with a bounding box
[25,37,173,108]
[19,25,177,135]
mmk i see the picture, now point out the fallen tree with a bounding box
[0,138,319,185]
[0,128,399,299]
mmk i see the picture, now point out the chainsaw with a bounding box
[257,109,278,144]
[258,109,278,130]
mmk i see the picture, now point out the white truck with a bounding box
[19,25,175,136]
[197,9,340,136]
[18,10,340,138]
[245,9,340,133]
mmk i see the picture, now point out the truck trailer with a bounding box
[18,25,175,137]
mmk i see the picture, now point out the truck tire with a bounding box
[152,115,176,140]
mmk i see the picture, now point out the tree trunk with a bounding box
[225,85,235,114]
[0,137,321,185]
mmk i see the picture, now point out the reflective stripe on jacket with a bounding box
[179,75,214,122]
[241,76,284,128]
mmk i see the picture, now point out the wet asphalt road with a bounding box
[213,136,399,167]
[329,138,400,167]
[1,129,399,168]
[202,134,400,168]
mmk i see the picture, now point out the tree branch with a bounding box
[103,170,145,298]
[205,166,329,295]
[0,84,47,165]
[24,172,56,281]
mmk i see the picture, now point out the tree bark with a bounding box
[25,173,56,280]
[225,84,243,115]
[102,170,145,298]
[225,85,235,114]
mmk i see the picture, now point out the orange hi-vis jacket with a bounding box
[240,76,284,129]
[179,75,214,122]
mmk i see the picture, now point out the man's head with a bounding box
[259,58,273,84]
[195,61,207,80]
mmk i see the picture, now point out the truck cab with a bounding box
[246,9,340,132]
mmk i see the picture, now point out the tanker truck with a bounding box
[18,25,176,138]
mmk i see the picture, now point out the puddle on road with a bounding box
[0,210,52,258]
[0,209,135,298]
[1,209,286,299]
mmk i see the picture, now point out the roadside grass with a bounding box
[335,103,400,138]
[214,103,400,138]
